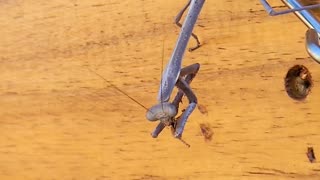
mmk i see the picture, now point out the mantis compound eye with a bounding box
[146,102,177,122]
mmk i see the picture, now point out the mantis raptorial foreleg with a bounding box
[173,75,198,138]
[172,63,200,108]
[151,63,200,138]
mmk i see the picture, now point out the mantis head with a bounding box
[146,102,178,125]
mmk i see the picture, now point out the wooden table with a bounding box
[0,0,320,179]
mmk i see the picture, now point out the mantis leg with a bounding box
[175,0,201,52]
[151,122,166,138]
[151,63,200,138]
[172,63,200,108]
[174,78,197,138]
[172,63,200,138]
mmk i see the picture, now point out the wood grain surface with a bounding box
[1,0,320,179]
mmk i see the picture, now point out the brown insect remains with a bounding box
[197,104,208,115]
[199,123,213,142]
[284,65,312,100]
[307,147,316,163]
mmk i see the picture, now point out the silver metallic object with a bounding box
[260,0,320,63]
[146,0,205,143]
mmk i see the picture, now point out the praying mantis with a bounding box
[145,0,205,146]
[88,0,205,147]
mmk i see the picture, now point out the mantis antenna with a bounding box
[86,67,150,112]
[87,66,191,147]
